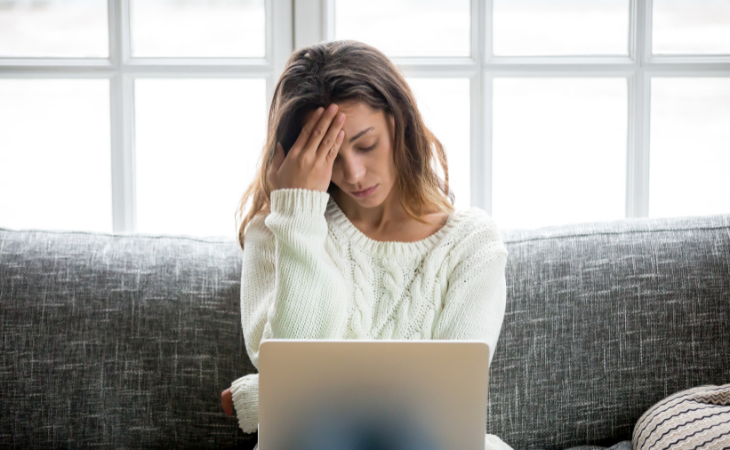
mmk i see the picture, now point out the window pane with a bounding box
[130,0,265,57]
[653,0,730,55]
[649,78,730,218]
[134,79,266,237]
[492,78,627,229]
[0,80,112,232]
[335,0,470,57]
[0,0,108,57]
[493,0,629,56]
[406,78,470,209]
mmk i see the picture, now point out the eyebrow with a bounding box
[348,126,374,144]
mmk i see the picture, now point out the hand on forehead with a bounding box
[303,101,386,144]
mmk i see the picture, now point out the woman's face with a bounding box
[302,101,398,208]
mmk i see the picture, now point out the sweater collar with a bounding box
[324,197,467,258]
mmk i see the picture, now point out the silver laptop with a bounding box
[258,339,490,450]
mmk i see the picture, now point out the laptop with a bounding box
[258,339,490,450]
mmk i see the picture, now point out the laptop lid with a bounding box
[258,339,490,450]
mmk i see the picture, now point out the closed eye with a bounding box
[361,143,377,152]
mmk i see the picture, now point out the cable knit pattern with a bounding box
[351,246,374,338]
[230,188,511,449]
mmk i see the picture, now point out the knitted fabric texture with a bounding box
[230,188,509,444]
[632,383,730,450]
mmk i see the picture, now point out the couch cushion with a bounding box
[1,213,729,450]
[0,228,256,449]
[487,214,730,449]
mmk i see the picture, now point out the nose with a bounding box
[342,155,366,185]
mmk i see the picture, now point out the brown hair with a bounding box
[235,40,453,250]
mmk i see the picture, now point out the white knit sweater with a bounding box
[230,188,511,449]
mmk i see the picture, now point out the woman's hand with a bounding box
[268,103,346,193]
[221,388,233,416]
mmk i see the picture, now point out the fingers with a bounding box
[221,388,233,416]
[292,104,343,160]
[317,111,346,162]
[325,129,345,166]
[288,106,325,157]
[303,104,339,159]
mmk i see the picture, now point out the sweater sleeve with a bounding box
[230,188,349,434]
[432,215,509,370]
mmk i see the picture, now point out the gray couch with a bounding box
[1,214,728,449]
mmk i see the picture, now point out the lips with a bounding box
[351,184,377,198]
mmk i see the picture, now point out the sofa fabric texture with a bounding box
[1,213,728,449]
[0,231,256,449]
[492,214,730,449]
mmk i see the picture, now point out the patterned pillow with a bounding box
[633,383,730,450]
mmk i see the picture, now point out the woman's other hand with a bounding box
[221,388,233,416]
[268,103,346,193]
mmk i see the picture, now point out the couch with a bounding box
[1,213,728,449]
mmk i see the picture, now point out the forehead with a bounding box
[302,101,383,125]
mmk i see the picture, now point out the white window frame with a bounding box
[0,0,293,233]
[2,0,729,233]
[295,0,730,217]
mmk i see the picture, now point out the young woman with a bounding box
[220,40,512,450]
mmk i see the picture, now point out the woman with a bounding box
[220,40,512,450]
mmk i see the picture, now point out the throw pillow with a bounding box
[633,383,730,450]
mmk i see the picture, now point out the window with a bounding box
[323,0,730,229]
[0,0,290,236]
[1,0,728,235]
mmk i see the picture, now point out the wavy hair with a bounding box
[235,40,454,250]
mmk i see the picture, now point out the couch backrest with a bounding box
[0,229,255,449]
[1,214,729,449]
[491,214,730,449]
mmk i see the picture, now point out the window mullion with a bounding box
[109,0,136,233]
[268,0,294,109]
[482,0,494,215]
[626,0,651,218]
[472,0,491,213]
[294,0,324,50]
